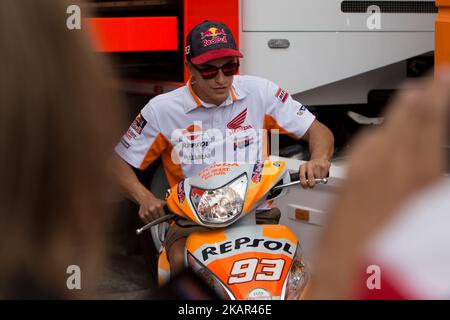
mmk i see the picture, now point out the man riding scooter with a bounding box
[111,20,334,278]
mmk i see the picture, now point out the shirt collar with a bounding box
[184,76,247,113]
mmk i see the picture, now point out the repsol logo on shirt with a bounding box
[182,141,209,148]
[201,237,294,262]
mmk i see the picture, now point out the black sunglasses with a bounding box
[192,62,240,80]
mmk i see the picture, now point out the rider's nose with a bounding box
[215,70,227,85]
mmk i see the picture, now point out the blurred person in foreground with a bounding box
[307,69,450,299]
[0,0,124,298]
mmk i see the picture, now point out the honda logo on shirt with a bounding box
[227,108,253,133]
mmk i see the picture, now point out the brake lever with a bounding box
[136,213,176,235]
[272,178,328,191]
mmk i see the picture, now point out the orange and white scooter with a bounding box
[136,160,327,300]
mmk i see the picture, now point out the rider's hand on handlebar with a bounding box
[137,193,166,224]
[299,158,331,188]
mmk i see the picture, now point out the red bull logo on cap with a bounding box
[200,27,228,47]
[201,27,226,39]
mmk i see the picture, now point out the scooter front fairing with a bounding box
[185,224,308,300]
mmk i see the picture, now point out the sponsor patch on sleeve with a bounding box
[130,113,148,135]
[296,105,307,116]
[120,137,130,149]
[275,87,289,103]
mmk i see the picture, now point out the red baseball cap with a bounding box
[185,20,243,65]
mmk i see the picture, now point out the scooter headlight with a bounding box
[190,174,247,226]
[285,246,309,300]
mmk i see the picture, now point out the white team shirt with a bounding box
[115,75,315,186]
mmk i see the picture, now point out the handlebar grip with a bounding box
[289,171,300,182]
[136,205,176,235]
[289,171,330,182]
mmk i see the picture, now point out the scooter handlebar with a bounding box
[136,205,176,236]
[289,170,330,182]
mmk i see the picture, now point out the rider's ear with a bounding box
[186,62,197,85]
[186,61,194,75]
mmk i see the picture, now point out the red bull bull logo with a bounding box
[201,27,226,39]
[200,27,228,47]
